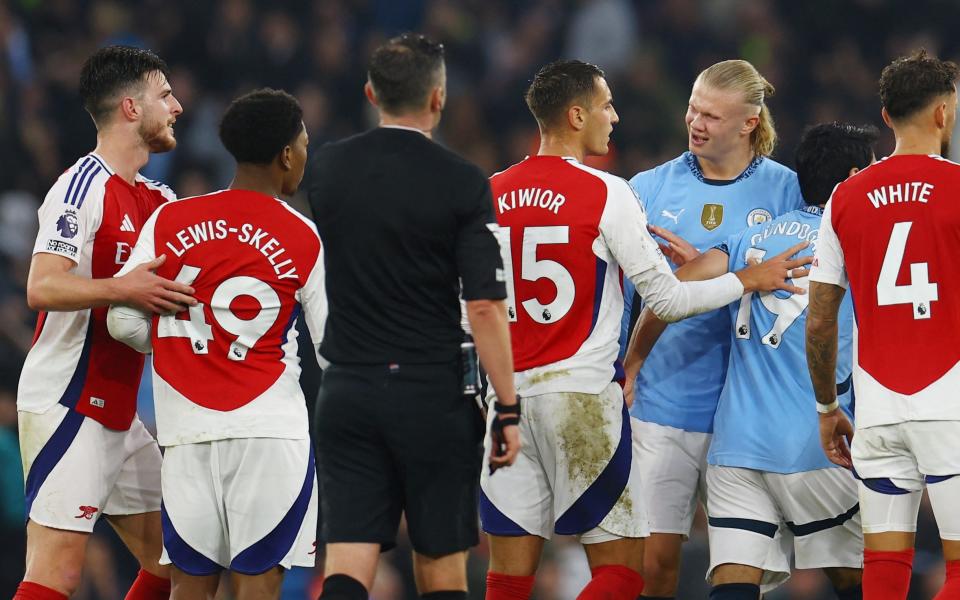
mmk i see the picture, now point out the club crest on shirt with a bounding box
[56,211,79,239]
[701,203,723,231]
[746,208,774,227]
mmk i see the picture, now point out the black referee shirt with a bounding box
[307,127,506,365]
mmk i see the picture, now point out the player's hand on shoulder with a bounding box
[649,225,700,266]
[116,255,197,314]
[735,241,813,295]
[818,408,854,469]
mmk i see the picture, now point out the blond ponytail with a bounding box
[696,60,778,156]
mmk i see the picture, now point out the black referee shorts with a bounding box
[314,361,484,556]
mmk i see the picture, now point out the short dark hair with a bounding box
[795,122,878,207]
[525,60,605,127]
[879,49,959,121]
[219,88,303,165]
[79,45,170,125]
[367,33,445,114]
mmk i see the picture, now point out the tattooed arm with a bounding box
[806,281,845,408]
[806,280,854,468]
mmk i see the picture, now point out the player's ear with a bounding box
[279,145,293,171]
[119,96,140,122]
[429,85,445,113]
[363,81,379,109]
[848,166,860,178]
[934,101,948,129]
[741,114,760,136]
[881,107,893,128]
[568,104,586,131]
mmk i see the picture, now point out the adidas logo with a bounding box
[120,214,136,232]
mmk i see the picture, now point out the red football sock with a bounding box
[577,565,645,600]
[124,569,172,600]
[935,560,960,599]
[485,572,535,600]
[14,582,68,600]
[863,548,914,600]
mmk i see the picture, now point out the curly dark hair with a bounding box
[368,32,445,114]
[879,49,959,121]
[79,45,170,125]
[525,60,605,127]
[219,88,303,165]
[795,122,878,207]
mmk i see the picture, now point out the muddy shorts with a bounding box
[480,382,649,542]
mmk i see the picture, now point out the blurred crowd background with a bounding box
[1,0,958,598]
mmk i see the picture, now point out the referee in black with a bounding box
[307,33,520,600]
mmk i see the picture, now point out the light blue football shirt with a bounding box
[624,152,804,433]
[707,207,854,473]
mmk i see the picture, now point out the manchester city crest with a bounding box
[746,208,773,227]
[701,203,723,231]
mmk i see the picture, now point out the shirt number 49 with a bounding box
[157,264,281,360]
[877,221,938,319]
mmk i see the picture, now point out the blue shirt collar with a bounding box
[684,152,764,185]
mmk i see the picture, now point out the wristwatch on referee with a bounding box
[816,398,839,414]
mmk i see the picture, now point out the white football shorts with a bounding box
[19,403,162,532]
[852,421,960,539]
[480,382,649,543]
[706,465,862,592]
[632,419,710,537]
[159,436,318,574]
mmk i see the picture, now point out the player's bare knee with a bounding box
[823,567,862,590]
[711,564,763,586]
[643,547,681,580]
[233,568,284,600]
[413,551,468,593]
[24,563,84,597]
[24,525,88,595]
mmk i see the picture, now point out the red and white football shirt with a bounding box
[115,190,326,446]
[19,153,174,430]
[811,154,960,428]
[490,156,667,396]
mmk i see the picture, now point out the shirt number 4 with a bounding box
[877,221,938,319]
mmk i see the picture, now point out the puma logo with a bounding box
[661,208,685,224]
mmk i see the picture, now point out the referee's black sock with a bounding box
[420,592,468,600]
[318,574,368,600]
[640,597,675,599]
[709,583,761,600]
[835,584,863,600]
